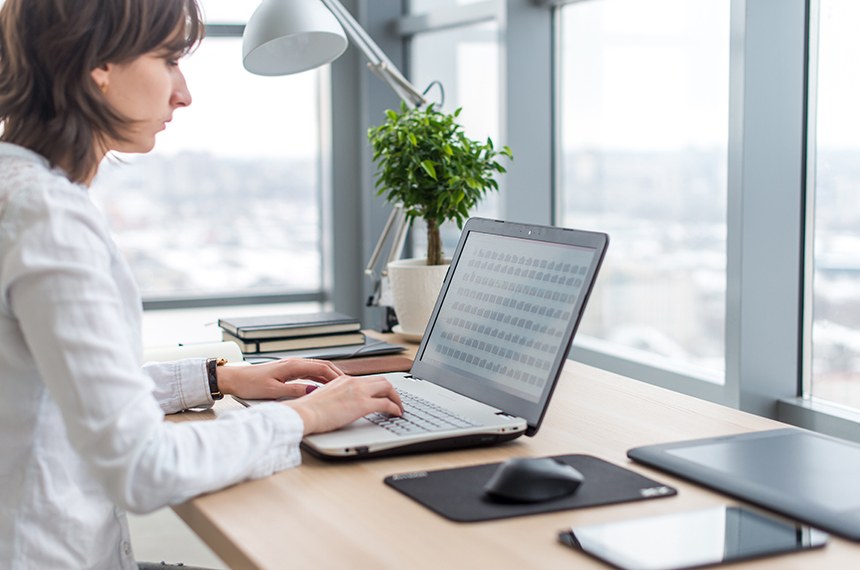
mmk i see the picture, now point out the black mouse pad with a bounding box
[384,454,677,522]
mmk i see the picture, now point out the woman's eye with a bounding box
[162,53,182,67]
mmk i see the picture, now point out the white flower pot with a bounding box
[386,257,450,337]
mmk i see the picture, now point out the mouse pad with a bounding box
[384,454,677,522]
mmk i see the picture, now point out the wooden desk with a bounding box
[170,355,860,569]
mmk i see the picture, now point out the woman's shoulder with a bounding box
[0,151,109,256]
[0,148,93,220]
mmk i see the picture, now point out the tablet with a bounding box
[628,428,860,541]
[559,506,828,570]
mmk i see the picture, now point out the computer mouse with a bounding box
[483,457,584,503]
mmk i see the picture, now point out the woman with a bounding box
[0,1,402,568]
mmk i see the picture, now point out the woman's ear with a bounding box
[90,64,111,93]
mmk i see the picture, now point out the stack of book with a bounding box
[218,311,364,355]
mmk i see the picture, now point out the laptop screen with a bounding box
[412,218,608,434]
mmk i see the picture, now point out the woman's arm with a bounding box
[2,182,400,513]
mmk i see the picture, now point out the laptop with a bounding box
[298,218,608,459]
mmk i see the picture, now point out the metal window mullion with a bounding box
[397,0,503,36]
[204,24,244,37]
[802,0,821,399]
[571,340,727,404]
[779,397,860,443]
[533,0,597,8]
[724,0,747,410]
[735,0,809,418]
[503,1,553,225]
[142,291,327,311]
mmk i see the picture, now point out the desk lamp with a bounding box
[242,0,428,310]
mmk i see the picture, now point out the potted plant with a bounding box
[368,102,512,336]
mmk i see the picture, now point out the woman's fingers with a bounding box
[286,375,403,435]
[287,359,343,382]
[304,358,344,378]
[224,357,351,400]
[363,375,403,413]
[262,358,343,383]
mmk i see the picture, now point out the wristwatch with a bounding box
[206,357,228,401]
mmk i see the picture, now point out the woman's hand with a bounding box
[216,358,344,400]
[285,375,403,435]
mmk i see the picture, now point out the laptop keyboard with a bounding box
[365,390,477,436]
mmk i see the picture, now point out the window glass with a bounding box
[809,0,860,407]
[90,35,324,300]
[407,21,502,259]
[558,0,730,377]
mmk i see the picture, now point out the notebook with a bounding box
[300,218,609,459]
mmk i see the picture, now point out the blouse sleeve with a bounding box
[1,180,304,513]
[142,359,214,414]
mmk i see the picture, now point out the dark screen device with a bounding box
[627,428,860,541]
[558,506,828,570]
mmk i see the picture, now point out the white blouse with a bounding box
[0,143,304,569]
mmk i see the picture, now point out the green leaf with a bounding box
[367,102,514,247]
[420,160,437,180]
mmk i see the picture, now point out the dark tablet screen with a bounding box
[628,428,860,541]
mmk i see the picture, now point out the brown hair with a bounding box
[0,0,204,183]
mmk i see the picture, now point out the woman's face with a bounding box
[90,47,191,154]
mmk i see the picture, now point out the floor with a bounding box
[129,507,227,569]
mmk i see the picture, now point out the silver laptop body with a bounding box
[302,218,609,459]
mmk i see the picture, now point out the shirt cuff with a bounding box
[141,358,212,413]
[184,358,213,408]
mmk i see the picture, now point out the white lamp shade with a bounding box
[243,0,348,76]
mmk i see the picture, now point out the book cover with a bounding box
[241,340,406,363]
[218,311,360,340]
[222,330,366,354]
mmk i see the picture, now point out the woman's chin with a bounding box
[114,139,157,154]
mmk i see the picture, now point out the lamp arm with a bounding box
[366,62,427,109]
[364,205,408,308]
[364,205,405,277]
[320,0,427,108]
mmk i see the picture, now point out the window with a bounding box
[387,2,859,436]
[557,0,730,380]
[90,4,326,305]
[808,0,860,409]
[404,8,503,259]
